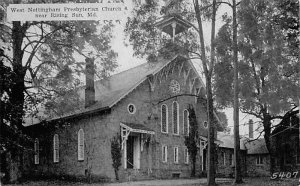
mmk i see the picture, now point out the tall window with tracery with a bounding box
[78,129,84,161]
[183,109,189,136]
[161,104,168,133]
[172,101,179,135]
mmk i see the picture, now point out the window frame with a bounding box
[183,109,189,136]
[229,153,234,166]
[222,152,226,166]
[184,148,189,164]
[174,146,179,164]
[53,134,59,163]
[161,104,168,133]
[256,155,263,165]
[172,101,179,135]
[162,145,168,163]
[34,138,39,165]
[194,88,200,103]
[203,121,208,128]
[127,103,136,114]
[78,129,84,161]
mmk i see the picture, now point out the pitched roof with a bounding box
[121,122,155,135]
[79,58,170,109]
[217,132,247,150]
[25,55,187,125]
[244,138,269,154]
[217,132,269,154]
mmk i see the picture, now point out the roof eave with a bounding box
[109,55,180,108]
[27,106,111,127]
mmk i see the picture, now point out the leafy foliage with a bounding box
[125,1,203,62]
[184,105,199,177]
[215,110,228,131]
[0,58,13,123]
[273,0,299,58]
[0,0,118,130]
[126,1,218,182]
[214,0,299,173]
[214,0,299,115]
[111,135,122,180]
[1,2,118,182]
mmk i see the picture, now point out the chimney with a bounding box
[85,57,95,108]
[248,119,254,139]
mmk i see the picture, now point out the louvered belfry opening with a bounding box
[154,1,191,42]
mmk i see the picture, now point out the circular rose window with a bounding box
[169,80,180,94]
[127,104,136,114]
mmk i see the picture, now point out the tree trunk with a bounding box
[232,0,243,183]
[206,76,216,185]
[9,18,26,183]
[262,112,274,174]
[191,155,196,177]
[11,20,25,130]
[194,0,217,184]
[114,169,119,181]
[207,0,217,185]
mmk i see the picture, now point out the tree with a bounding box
[184,105,199,177]
[111,135,122,181]
[0,0,117,132]
[214,0,299,173]
[125,1,219,184]
[232,0,243,183]
[0,57,13,126]
[0,0,117,181]
[272,0,299,58]
[215,111,229,132]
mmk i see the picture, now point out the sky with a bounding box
[109,1,258,137]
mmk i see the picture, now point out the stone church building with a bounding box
[24,55,213,181]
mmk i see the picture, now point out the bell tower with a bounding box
[154,1,191,42]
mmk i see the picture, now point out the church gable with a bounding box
[146,56,205,100]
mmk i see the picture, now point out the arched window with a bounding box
[172,101,179,135]
[161,104,168,133]
[183,109,189,136]
[34,138,39,164]
[53,134,59,163]
[78,129,84,161]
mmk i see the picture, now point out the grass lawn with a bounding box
[3,177,299,186]
[218,177,299,186]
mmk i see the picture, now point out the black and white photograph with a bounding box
[0,0,299,185]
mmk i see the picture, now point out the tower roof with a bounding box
[155,16,192,36]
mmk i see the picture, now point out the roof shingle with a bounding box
[25,56,178,125]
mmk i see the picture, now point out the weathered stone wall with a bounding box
[246,154,270,177]
[24,60,208,181]
[25,111,118,181]
[216,148,247,178]
[103,60,208,180]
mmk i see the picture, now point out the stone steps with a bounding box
[124,169,155,182]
